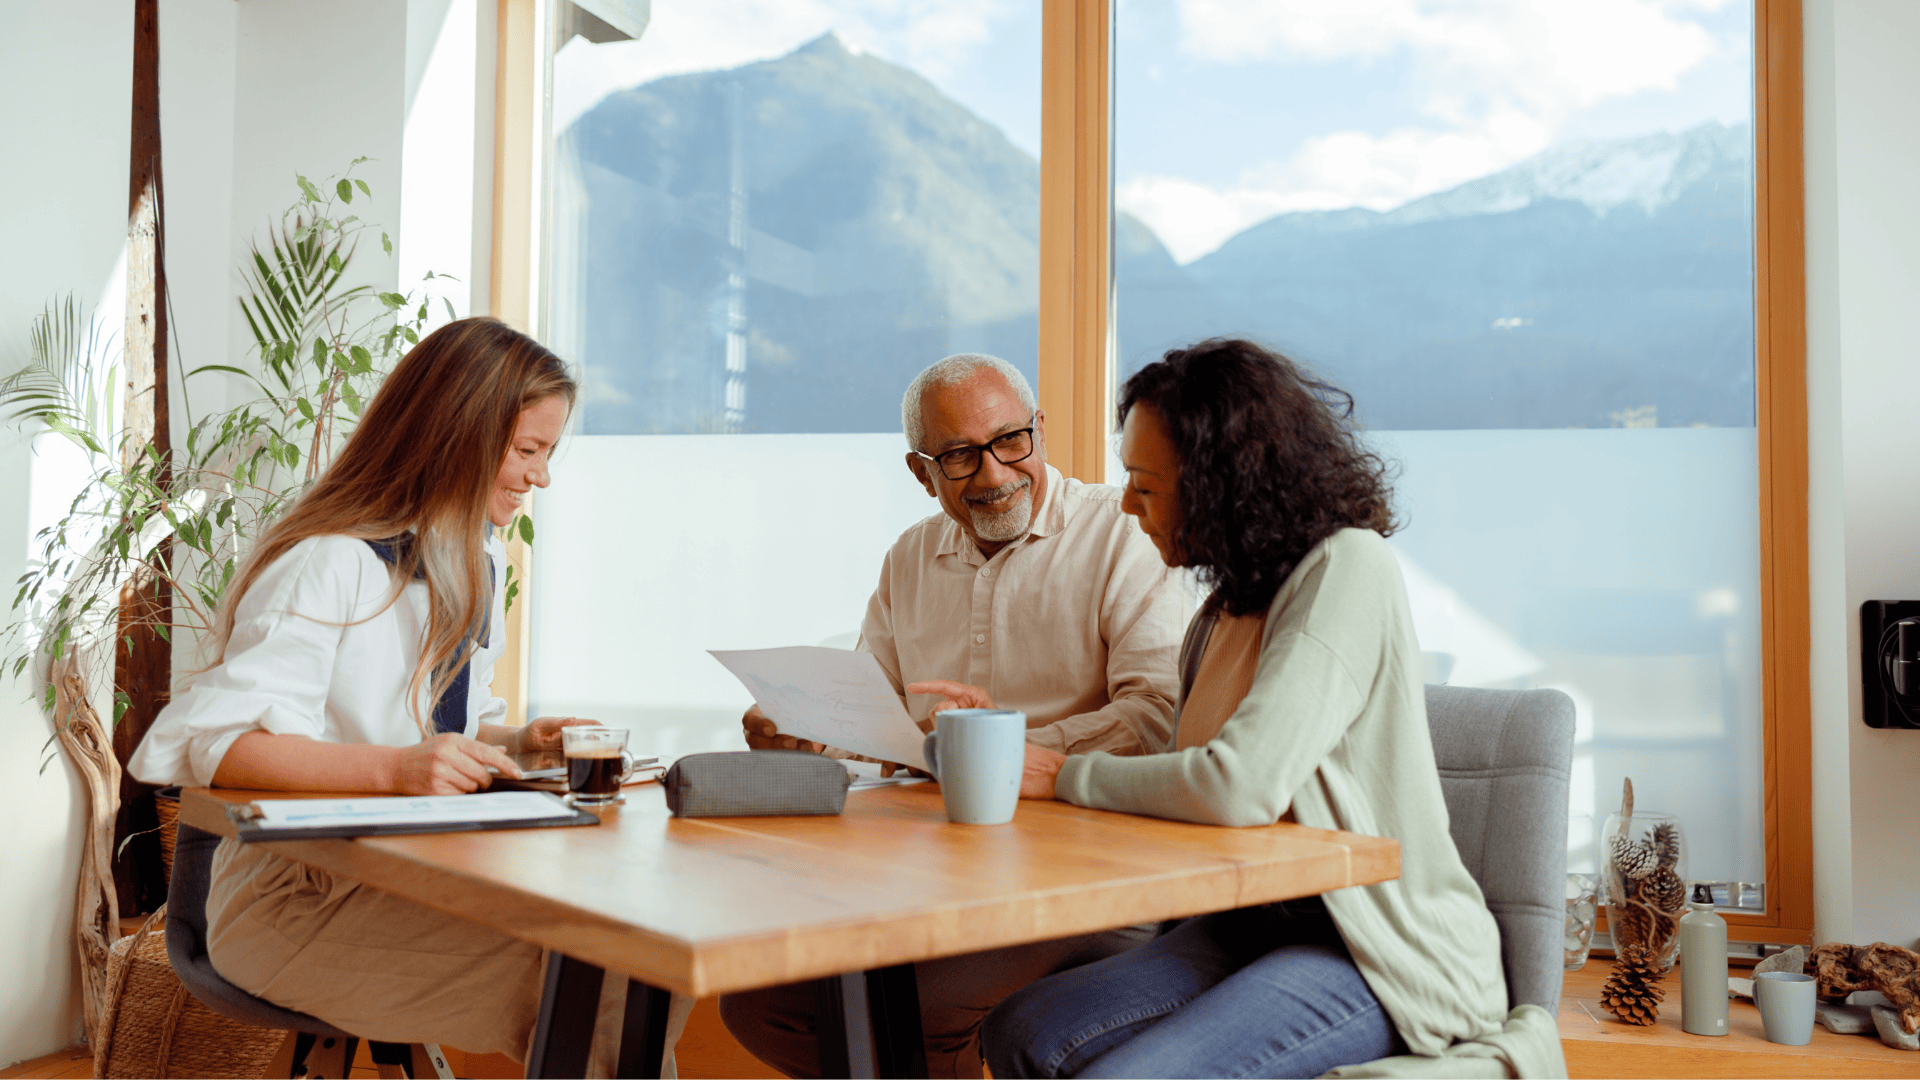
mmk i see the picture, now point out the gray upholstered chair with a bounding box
[1423,684,1577,1014]
[170,822,452,1079]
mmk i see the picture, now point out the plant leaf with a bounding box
[336,178,354,203]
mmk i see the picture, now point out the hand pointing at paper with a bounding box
[904,679,995,725]
[907,680,1066,800]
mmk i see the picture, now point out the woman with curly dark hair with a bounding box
[983,339,1562,1078]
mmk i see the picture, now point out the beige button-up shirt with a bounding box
[860,464,1190,756]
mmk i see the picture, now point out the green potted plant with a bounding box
[0,164,447,1040]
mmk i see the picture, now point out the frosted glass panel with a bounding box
[529,435,939,758]
[1113,2,1763,883]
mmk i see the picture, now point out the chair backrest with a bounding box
[169,822,353,1037]
[1423,684,1575,1015]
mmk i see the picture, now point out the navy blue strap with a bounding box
[364,536,495,736]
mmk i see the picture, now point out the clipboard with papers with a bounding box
[226,791,599,842]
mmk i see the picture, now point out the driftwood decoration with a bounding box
[53,659,122,1046]
[1812,942,1920,1036]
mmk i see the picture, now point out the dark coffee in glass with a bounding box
[567,749,625,798]
[560,726,633,806]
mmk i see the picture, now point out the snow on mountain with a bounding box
[1383,122,1752,226]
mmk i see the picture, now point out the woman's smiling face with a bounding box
[489,395,569,527]
[1118,403,1184,566]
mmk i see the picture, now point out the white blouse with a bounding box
[129,533,510,787]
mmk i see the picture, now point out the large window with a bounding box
[1112,2,1763,892]
[531,2,1041,756]
[520,0,1810,939]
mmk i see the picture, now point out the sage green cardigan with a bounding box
[1054,528,1565,1078]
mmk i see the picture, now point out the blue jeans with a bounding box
[982,901,1400,1078]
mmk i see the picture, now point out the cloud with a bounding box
[1120,0,1736,262]
[552,0,1016,132]
[1124,103,1558,261]
[1177,0,1724,114]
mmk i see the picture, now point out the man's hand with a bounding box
[742,704,827,754]
[1021,743,1066,800]
[905,680,996,731]
[392,733,520,795]
[512,716,600,754]
[741,704,923,778]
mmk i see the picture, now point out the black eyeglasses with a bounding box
[912,415,1037,481]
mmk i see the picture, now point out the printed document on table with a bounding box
[709,646,926,767]
[244,792,578,830]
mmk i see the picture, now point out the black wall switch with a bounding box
[1860,600,1920,729]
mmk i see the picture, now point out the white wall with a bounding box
[0,0,488,1065]
[0,0,133,1062]
[1804,0,1920,950]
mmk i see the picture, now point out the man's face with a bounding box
[906,371,1049,556]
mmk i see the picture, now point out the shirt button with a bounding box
[974,633,986,644]
[980,568,992,578]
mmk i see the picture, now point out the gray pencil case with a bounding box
[662,750,851,818]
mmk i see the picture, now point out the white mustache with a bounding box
[965,477,1030,505]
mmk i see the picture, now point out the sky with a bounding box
[552,0,1752,264]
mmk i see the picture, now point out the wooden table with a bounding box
[181,783,1398,1078]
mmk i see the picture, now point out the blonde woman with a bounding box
[130,317,683,1067]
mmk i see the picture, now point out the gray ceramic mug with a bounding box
[1754,971,1816,1046]
[921,708,1026,825]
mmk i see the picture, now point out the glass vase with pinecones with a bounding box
[1602,779,1687,975]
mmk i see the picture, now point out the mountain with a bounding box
[560,32,1043,434]
[1118,122,1756,429]
[562,37,1756,433]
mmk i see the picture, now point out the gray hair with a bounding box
[901,353,1038,452]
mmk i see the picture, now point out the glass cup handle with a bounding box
[618,749,636,783]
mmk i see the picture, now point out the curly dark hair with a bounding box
[1118,338,1399,617]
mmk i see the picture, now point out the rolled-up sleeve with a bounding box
[129,540,360,786]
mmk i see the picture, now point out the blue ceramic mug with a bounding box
[921,708,1026,825]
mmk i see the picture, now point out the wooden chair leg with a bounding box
[413,1043,455,1079]
[302,1034,357,1079]
[265,1031,300,1079]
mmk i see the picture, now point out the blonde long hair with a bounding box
[212,317,577,731]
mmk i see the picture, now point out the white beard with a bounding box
[967,478,1033,542]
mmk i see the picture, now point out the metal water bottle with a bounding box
[1680,882,1729,1035]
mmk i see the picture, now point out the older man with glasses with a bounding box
[724,352,1190,1079]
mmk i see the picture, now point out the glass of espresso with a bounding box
[561,726,636,806]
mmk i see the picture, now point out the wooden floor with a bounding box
[13,967,1919,1078]
[0,996,779,1080]
[1561,959,1920,1078]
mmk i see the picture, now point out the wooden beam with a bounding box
[491,0,540,724]
[113,0,172,919]
[1753,0,1814,942]
[1039,0,1112,484]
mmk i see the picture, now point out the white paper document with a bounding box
[709,646,927,767]
[244,791,578,830]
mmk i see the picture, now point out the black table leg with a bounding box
[529,952,604,1079]
[813,964,927,1079]
[615,979,674,1079]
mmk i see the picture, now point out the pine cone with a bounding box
[1640,867,1686,916]
[1609,834,1656,881]
[1602,943,1668,1026]
[1612,902,1655,952]
[1651,822,1680,871]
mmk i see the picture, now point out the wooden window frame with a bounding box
[494,0,1814,941]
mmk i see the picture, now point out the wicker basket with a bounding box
[92,908,286,1079]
